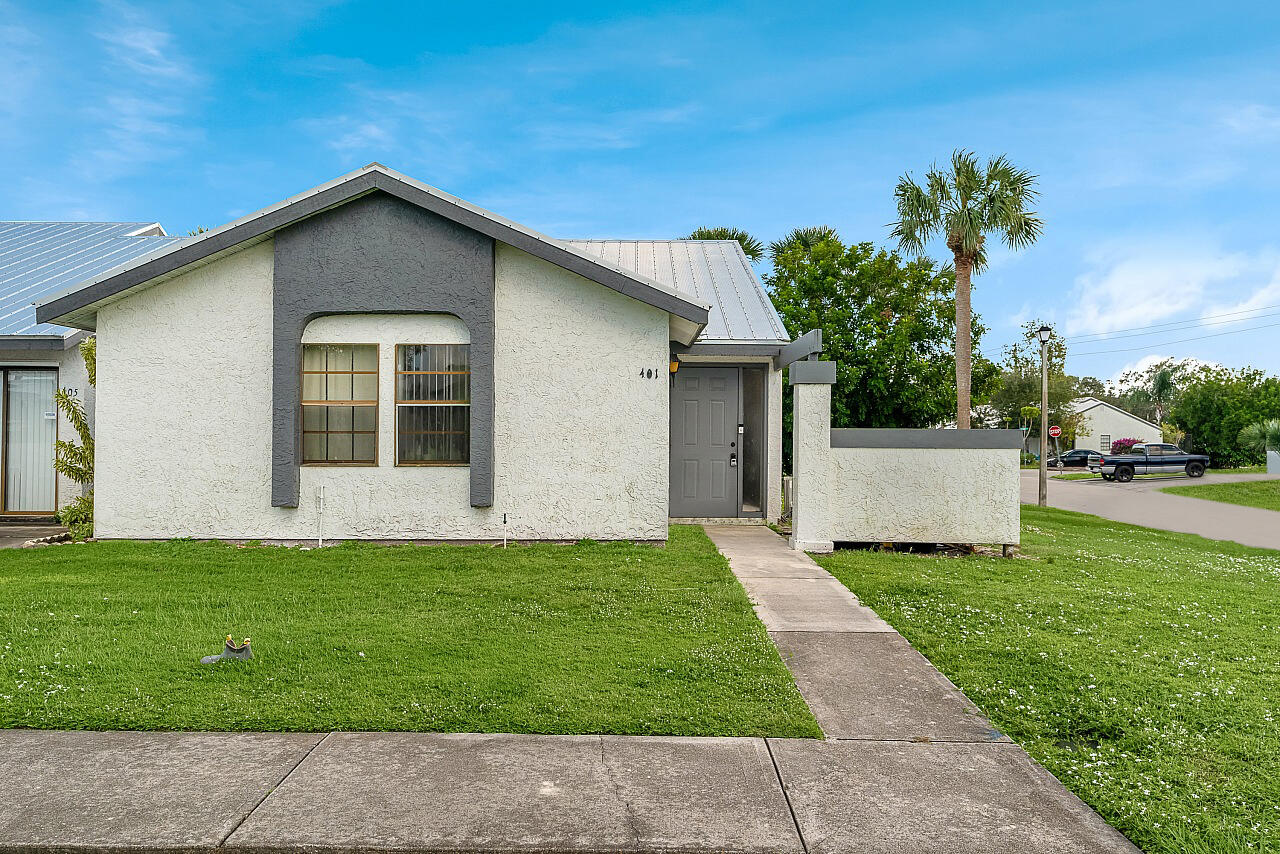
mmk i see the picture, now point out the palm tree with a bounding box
[1239,419,1280,456]
[682,227,764,262]
[768,226,840,261]
[1149,366,1175,423]
[892,151,1043,428]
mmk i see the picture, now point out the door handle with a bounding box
[729,452,737,468]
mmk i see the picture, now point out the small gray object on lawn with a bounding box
[202,635,253,664]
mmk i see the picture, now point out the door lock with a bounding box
[729,452,738,468]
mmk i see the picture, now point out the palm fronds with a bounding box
[682,227,764,262]
[1239,419,1280,453]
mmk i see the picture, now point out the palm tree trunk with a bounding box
[954,253,972,429]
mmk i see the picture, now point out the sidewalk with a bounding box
[0,527,1139,853]
[704,525,1139,854]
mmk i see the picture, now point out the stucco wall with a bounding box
[94,239,671,541]
[1075,406,1159,452]
[0,343,92,511]
[829,447,1020,544]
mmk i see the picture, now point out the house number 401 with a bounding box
[638,368,662,379]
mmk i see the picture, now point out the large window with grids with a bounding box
[396,344,470,465]
[301,344,378,465]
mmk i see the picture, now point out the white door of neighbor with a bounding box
[4,369,57,513]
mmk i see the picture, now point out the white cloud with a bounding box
[72,1,200,180]
[1201,268,1280,317]
[1064,241,1272,336]
[1221,103,1280,139]
[1108,354,1219,386]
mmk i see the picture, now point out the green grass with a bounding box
[814,507,1280,854]
[0,526,820,737]
[1162,479,1280,512]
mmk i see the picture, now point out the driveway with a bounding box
[1021,470,1280,550]
[0,525,61,548]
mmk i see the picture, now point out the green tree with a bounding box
[1171,367,1280,466]
[891,150,1043,428]
[768,235,995,469]
[1239,419,1280,456]
[987,321,1082,443]
[681,227,763,262]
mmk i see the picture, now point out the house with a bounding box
[1071,396,1162,453]
[36,164,816,542]
[0,222,178,516]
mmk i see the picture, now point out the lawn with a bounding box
[1162,479,1280,512]
[815,506,1280,854]
[0,525,820,737]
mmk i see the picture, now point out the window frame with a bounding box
[394,343,471,467]
[300,342,380,467]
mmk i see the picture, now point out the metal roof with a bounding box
[0,222,179,338]
[565,240,789,343]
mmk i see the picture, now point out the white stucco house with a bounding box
[1071,396,1162,453]
[36,165,820,542]
[0,221,177,516]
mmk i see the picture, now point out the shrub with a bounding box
[1110,437,1141,454]
[55,492,93,541]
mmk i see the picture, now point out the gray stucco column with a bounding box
[789,361,835,553]
[271,192,496,509]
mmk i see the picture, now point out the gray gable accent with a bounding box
[273,192,496,509]
[36,165,709,335]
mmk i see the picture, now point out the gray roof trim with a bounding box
[831,428,1023,449]
[36,165,710,331]
[675,342,783,357]
[0,331,86,351]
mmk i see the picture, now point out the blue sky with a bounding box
[3,0,1279,380]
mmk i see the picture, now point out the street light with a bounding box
[1037,325,1052,507]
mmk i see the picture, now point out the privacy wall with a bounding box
[789,361,1021,551]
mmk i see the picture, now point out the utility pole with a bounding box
[1036,325,1052,507]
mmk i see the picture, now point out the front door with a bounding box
[670,366,739,517]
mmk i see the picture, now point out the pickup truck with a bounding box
[1090,443,1209,482]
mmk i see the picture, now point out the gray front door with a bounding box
[670,366,739,517]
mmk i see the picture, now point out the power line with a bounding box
[1064,302,1280,341]
[1070,319,1280,356]
[1064,310,1280,343]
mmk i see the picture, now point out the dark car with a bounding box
[1047,448,1098,468]
[1091,443,1209,482]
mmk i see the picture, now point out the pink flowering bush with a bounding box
[1109,437,1142,454]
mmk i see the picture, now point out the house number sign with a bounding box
[637,368,663,379]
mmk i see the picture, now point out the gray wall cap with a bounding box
[831,428,1024,449]
[788,360,836,385]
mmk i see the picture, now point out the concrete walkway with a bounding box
[1021,469,1280,550]
[0,524,61,548]
[705,525,1138,854]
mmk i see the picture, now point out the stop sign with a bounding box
[1048,425,1062,438]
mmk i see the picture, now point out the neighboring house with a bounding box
[1071,396,1161,453]
[36,165,812,542]
[0,222,178,515]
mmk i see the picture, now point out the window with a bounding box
[1100,434,1111,453]
[396,344,469,464]
[1145,445,1163,456]
[301,344,378,464]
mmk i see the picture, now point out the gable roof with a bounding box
[1071,396,1162,431]
[0,222,178,342]
[35,165,711,342]
[566,240,788,343]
